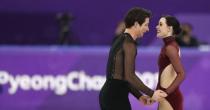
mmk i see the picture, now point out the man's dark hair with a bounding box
[124,7,151,28]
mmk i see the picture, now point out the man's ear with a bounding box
[134,22,139,27]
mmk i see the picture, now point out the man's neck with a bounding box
[124,28,137,40]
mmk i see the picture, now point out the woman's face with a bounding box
[156,17,170,38]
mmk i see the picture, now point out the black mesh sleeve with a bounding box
[123,39,154,97]
[128,83,143,99]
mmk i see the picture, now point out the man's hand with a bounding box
[139,95,155,105]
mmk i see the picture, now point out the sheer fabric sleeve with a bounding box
[128,83,142,99]
[165,45,185,94]
[123,40,154,97]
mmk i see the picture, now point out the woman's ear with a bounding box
[168,26,173,35]
[168,26,173,32]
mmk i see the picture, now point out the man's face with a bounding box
[136,18,150,38]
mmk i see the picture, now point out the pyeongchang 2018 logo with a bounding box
[0,70,158,95]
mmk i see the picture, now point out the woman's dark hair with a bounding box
[124,7,151,28]
[162,15,182,35]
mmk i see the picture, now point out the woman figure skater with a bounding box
[156,15,185,110]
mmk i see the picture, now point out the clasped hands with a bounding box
[139,90,168,105]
